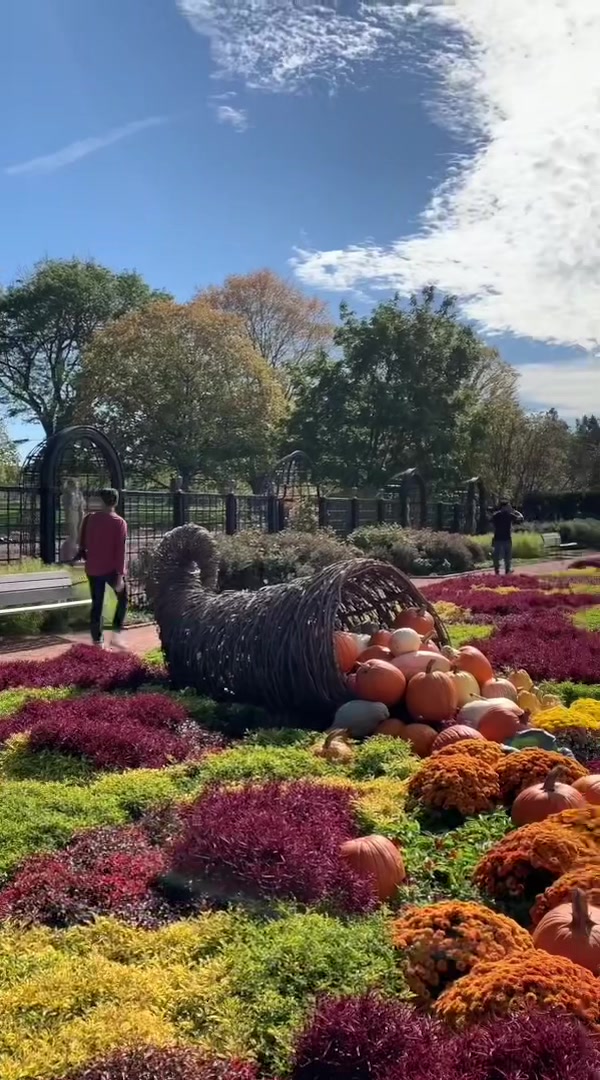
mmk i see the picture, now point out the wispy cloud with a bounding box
[5,116,166,177]
[177,0,392,92]
[517,359,600,419]
[215,104,248,130]
[292,0,600,352]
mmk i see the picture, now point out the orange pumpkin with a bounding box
[358,645,393,663]
[393,607,435,636]
[532,887,600,972]
[478,704,522,743]
[403,722,438,758]
[334,631,362,674]
[420,639,440,654]
[481,678,518,703]
[392,651,452,681]
[370,629,393,648]
[458,697,522,729]
[573,774,600,805]
[376,717,407,738]
[355,659,407,706]
[405,659,458,724]
[431,725,485,754]
[443,645,494,688]
[340,834,406,901]
[511,766,587,826]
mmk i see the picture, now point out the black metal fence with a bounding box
[0,484,486,607]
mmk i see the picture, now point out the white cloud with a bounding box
[5,116,166,176]
[517,359,600,419]
[215,104,248,130]
[176,0,393,91]
[292,0,600,352]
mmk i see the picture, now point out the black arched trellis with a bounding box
[465,476,487,535]
[383,469,427,529]
[264,450,320,500]
[29,427,125,564]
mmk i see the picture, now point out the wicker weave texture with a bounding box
[148,524,448,713]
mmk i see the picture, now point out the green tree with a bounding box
[0,258,169,436]
[569,415,600,491]
[0,420,19,482]
[286,288,490,492]
[77,299,287,489]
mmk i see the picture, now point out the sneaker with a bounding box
[111,632,127,652]
[93,640,105,650]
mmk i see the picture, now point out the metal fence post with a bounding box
[225,492,238,536]
[172,490,186,528]
[318,497,328,529]
[267,495,279,533]
[376,499,385,525]
[350,497,360,533]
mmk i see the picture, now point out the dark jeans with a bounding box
[88,574,128,644]
[493,539,512,574]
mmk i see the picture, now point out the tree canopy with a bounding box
[0,259,168,436]
[199,269,333,378]
[77,299,287,489]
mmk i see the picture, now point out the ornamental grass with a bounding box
[445,1009,600,1080]
[495,748,587,804]
[0,645,159,692]
[0,694,225,772]
[433,951,600,1030]
[391,901,531,1004]
[531,859,600,926]
[61,1047,258,1080]
[472,817,598,903]
[169,780,379,914]
[407,755,500,817]
[290,992,447,1080]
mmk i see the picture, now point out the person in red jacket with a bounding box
[77,488,128,649]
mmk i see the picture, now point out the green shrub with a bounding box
[448,623,494,648]
[540,680,600,706]
[349,525,485,575]
[176,693,280,737]
[218,910,402,1074]
[198,744,336,786]
[473,532,544,560]
[350,735,420,781]
[216,530,357,591]
[0,736,96,783]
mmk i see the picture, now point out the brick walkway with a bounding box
[0,558,579,664]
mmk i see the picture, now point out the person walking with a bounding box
[77,488,128,649]
[491,499,524,575]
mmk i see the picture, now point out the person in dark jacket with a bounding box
[491,499,524,575]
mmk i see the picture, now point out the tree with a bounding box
[77,300,287,489]
[198,269,333,378]
[569,415,600,491]
[0,420,19,483]
[468,404,571,502]
[0,258,169,436]
[285,288,490,492]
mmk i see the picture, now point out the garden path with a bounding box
[0,558,574,663]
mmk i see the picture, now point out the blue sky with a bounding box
[2,0,599,454]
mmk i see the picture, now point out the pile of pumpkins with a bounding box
[330,606,562,759]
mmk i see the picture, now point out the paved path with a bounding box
[0,557,581,664]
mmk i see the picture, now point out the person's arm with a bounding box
[113,518,127,590]
[511,510,524,524]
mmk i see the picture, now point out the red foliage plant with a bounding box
[0,644,162,692]
[478,612,600,683]
[290,992,448,1080]
[60,1046,259,1080]
[169,781,379,914]
[445,1009,600,1080]
[0,824,174,928]
[0,694,225,771]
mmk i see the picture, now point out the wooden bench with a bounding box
[0,571,91,616]
[541,532,578,558]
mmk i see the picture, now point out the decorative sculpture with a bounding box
[60,478,85,563]
[147,523,448,714]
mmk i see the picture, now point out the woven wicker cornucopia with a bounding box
[147,524,448,714]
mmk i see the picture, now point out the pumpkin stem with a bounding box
[571,887,595,937]
[425,659,438,675]
[324,729,349,747]
[542,765,564,793]
[421,630,434,644]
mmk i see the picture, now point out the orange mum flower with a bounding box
[496,749,587,804]
[432,740,505,768]
[407,755,500,817]
[434,951,600,1029]
[391,900,532,1004]
[473,818,596,901]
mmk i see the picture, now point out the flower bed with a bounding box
[3,621,600,1080]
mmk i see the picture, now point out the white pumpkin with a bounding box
[449,670,480,708]
[481,678,519,703]
[458,697,523,729]
[331,699,390,737]
[391,650,452,681]
[389,628,422,657]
